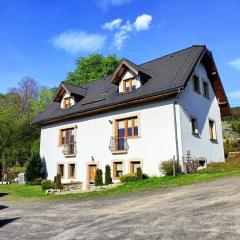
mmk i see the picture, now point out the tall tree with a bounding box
[65,54,120,86]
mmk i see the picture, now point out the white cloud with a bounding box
[229,90,240,98]
[228,58,240,71]
[102,18,122,30]
[52,31,106,54]
[97,0,133,10]
[134,14,152,31]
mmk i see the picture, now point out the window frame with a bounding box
[59,127,75,146]
[192,75,201,94]
[129,160,142,174]
[68,163,76,179]
[57,164,65,179]
[63,97,71,109]
[123,78,137,93]
[113,161,123,179]
[191,117,199,136]
[115,116,139,139]
[209,119,217,141]
[202,80,210,99]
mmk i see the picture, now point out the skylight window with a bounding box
[101,86,112,95]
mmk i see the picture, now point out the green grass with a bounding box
[1,165,240,201]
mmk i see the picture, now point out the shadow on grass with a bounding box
[0,217,20,228]
[0,193,9,198]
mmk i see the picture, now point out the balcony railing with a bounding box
[109,136,129,153]
[62,143,76,156]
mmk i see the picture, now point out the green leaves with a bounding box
[65,54,120,86]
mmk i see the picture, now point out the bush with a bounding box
[41,180,54,191]
[136,167,143,179]
[12,166,26,175]
[54,174,63,190]
[105,165,112,185]
[185,160,200,174]
[25,153,45,183]
[119,173,139,183]
[94,169,103,186]
[142,173,149,179]
[161,160,182,176]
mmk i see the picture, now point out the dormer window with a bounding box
[64,97,71,109]
[123,78,137,93]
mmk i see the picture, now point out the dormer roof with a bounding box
[53,82,87,102]
[110,58,150,84]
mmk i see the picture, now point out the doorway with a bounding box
[88,164,97,185]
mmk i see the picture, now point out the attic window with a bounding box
[123,78,137,93]
[64,97,71,109]
[193,75,201,94]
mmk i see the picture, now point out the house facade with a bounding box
[33,45,231,190]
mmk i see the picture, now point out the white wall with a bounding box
[40,99,177,189]
[177,62,225,163]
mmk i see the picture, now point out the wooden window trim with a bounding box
[64,97,71,109]
[68,163,76,179]
[209,119,217,141]
[58,127,74,146]
[57,164,65,179]
[115,116,139,139]
[123,78,136,94]
[113,161,123,180]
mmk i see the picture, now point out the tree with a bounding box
[25,152,45,183]
[65,54,120,86]
[94,168,103,186]
[105,164,112,185]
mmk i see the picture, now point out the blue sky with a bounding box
[0,0,240,106]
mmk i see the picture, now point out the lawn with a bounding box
[1,158,240,201]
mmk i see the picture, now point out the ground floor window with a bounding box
[68,163,76,179]
[113,162,123,179]
[57,164,64,178]
[130,161,141,174]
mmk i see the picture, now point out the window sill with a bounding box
[203,95,210,100]
[210,139,218,143]
[192,133,200,138]
[112,150,128,155]
[65,154,76,158]
[193,89,201,95]
[68,177,76,180]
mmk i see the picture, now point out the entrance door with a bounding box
[88,165,97,184]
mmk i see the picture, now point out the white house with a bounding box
[32,45,231,189]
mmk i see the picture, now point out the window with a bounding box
[64,97,71,109]
[193,75,201,93]
[116,116,138,139]
[57,164,64,178]
[130,161,141,174]
[209,120,217,141]
[191,118,199,135]
[59,128,74,145]
[113,162,123,179]
[68,163,76,178]
[123,78,137,93]
[203,81,210,98]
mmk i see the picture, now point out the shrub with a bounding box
[136,167,143,179]
[161,160,182,176]
[54,174,63,190]
[142,173,149,179]
[119,173,139,183]
[3,167,16,183]
[41,180,54,191]
[94,169,103,186]
[185,160,200,174]
[25,153,45,183]
[12,166,26,175]
[105,165,112,185]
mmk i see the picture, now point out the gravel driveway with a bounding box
[1,176,240,240]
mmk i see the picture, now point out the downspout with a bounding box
[173,88,183,162]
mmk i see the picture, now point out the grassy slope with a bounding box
[1,162,240,201]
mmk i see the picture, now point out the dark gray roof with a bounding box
[62,82,87,97]
[32,45,206,125]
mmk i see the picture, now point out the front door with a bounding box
[89,165,97,184]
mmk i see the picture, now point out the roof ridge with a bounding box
[139,45,206,66]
